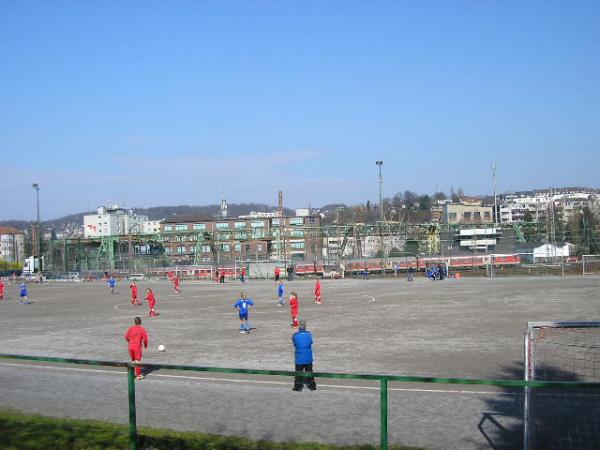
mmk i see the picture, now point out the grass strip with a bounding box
[0,408,419,450]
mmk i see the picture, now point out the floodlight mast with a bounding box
[376,161,383,222]
[32,183,41,264]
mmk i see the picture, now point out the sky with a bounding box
[1,1,599,221]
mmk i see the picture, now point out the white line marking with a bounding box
[0,362,516,395]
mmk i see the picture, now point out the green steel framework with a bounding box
[2,354,600,450]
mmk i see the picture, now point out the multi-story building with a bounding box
[0,226,26,265]
[160,214,322,263]
[499,188,599,224]
[442,202,493,225]
[83,205,152,237]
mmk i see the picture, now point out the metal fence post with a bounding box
[380,378,388,450]
[127,364,138,450]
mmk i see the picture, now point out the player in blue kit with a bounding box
[234,291,254,334]
[277,280,286,306]
[19,282,29,304]
[108,276,116,294]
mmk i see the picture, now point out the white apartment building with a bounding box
[84,205,150,237]
[0,227,25,264]
[142,220,161,234]
[322,235,405,259]
[499,189,599,223]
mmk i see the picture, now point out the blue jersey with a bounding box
[108,278,116,288]
[19,283,27,296]
[292,330,314,364]
[234,298,254,314]
[277,284,284,297]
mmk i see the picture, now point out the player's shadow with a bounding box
[141,366,159,377]
[475,362,600,450]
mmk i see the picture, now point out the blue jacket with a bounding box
[292,330,313,364]
[278,284,284,297]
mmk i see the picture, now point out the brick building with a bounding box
[160,214,322,264]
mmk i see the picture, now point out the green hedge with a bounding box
[0,409,417,450]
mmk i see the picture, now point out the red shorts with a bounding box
[129,348,142,361]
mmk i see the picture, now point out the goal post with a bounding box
[582,254,600,276]
[524,321,600,449]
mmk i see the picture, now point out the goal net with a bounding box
[524,321,600,449]
[582,254,600,276]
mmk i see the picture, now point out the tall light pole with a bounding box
[376,161,384,222]
[376,161,385,278]
[491,164,497,226]
[32,183,40,268]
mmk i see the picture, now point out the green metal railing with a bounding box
[2,353,600,450]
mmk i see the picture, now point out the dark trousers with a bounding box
[294,363,316,390]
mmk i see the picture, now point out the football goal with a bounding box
[524,321,600,449]
[582,254,600,276]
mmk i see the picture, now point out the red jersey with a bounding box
[124,325,148,351]
[145,291,156,306]
[130,283,138,296]
[290,296,299,316]
[314,281,321,295]
[0,281,4,294]
[275,267,281,276]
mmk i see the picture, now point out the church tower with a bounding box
[220,192,228,218]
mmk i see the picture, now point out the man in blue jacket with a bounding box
[292,320,316,391]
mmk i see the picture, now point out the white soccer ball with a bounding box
[158,344,165,352]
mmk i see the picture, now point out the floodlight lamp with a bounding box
[376,161,383,166]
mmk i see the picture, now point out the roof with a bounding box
[0,226,25,235]
[161,214,213,224]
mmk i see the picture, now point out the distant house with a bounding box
[517,243,575,263]
[443,202,493,224]
[0,226,26,264]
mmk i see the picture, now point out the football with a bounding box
[158,344,165,352]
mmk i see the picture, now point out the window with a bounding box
[201,245,211,253]
[164,225,173,231]
[257,244,263,252]
[251,220,264,228]
[216,222,229,229]
[234,232,248,239]
[290,229,304,237]
[202,257,211,263]
[252,229,265,238]
[193,223,206,230]
[220,244,230,252]
[164,247,172,254]
[176,224,188,231]
[474,211,481,220]
[463,212,472,220]
[309,217,315,224]
[235,222,246,229]
[484,212,491,220]
[290,218,303,226]
[176,245,186,254]
[235,244,241,252]
[271,218,281,226]
[291,242,305,249]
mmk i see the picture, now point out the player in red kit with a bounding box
[173,275,181,294]
[129,282,139,305]
[274,266,281,281]
[124,316,148,380]
[314,279,322,304]
[289,292,299,328]
[0,280,4,300]
[145,288,157,317]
